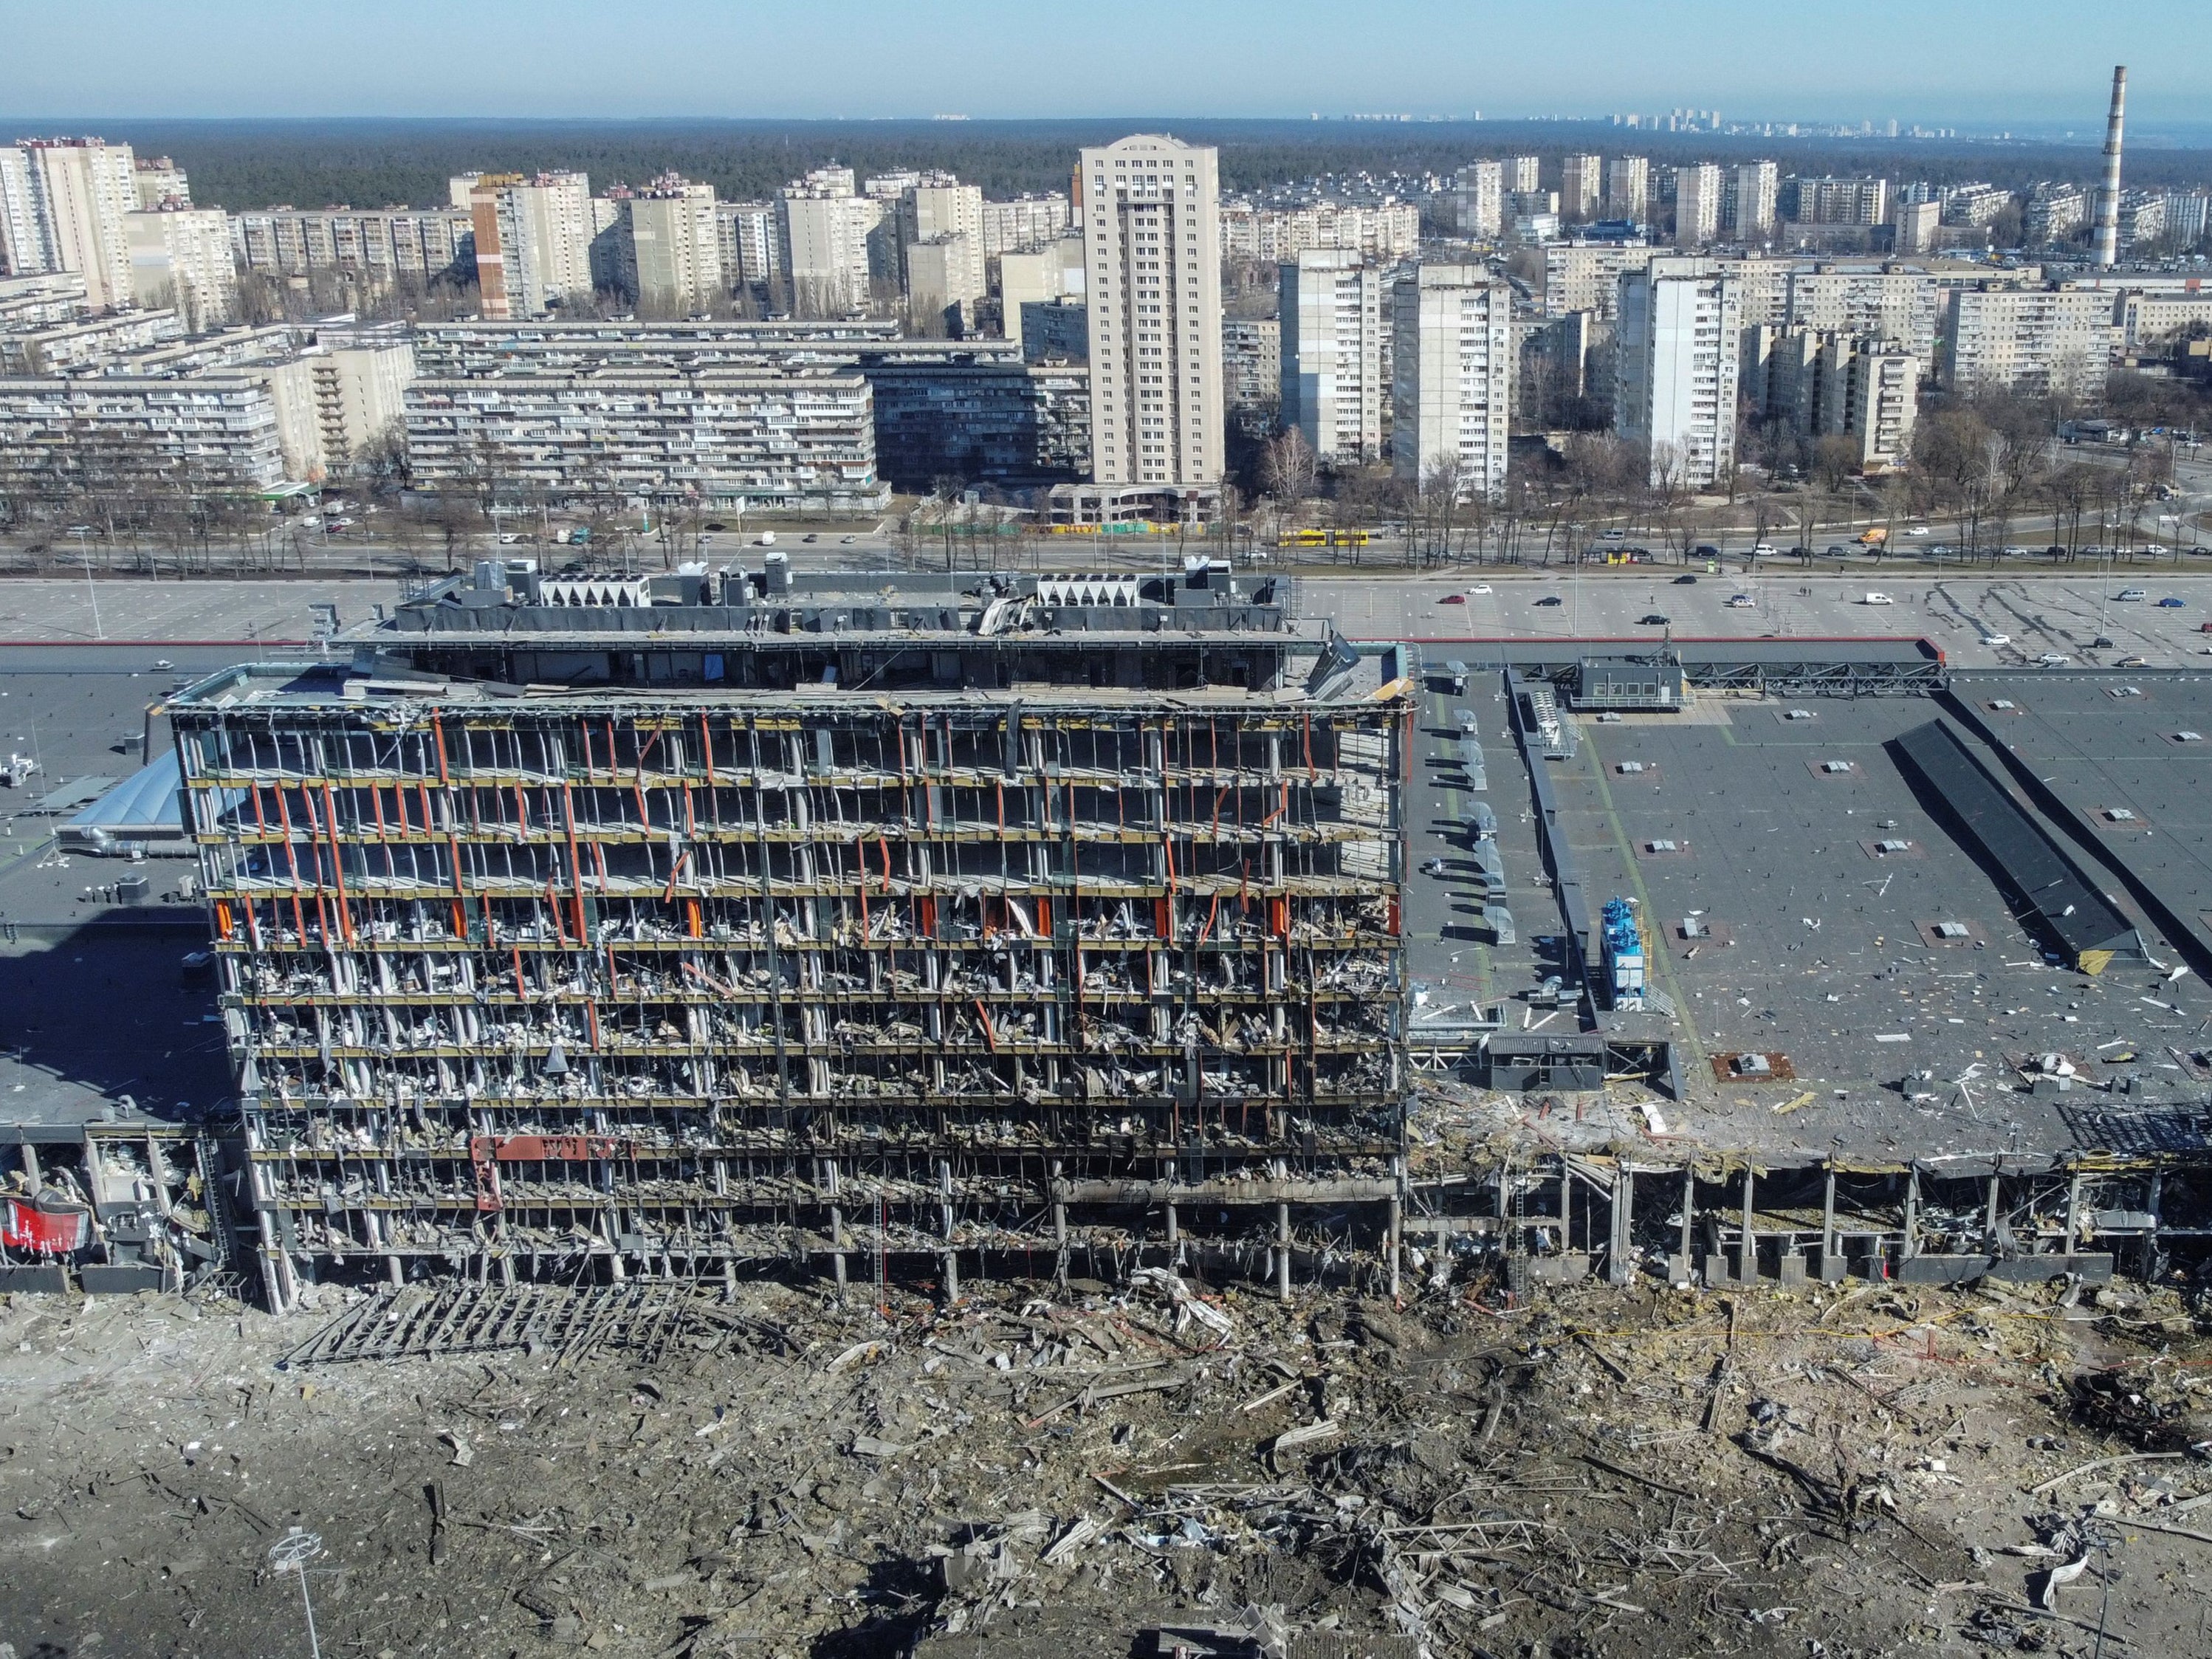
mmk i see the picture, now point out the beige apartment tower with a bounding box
[470,172,594,319]
[1560,154,1602,222]
[1391,264,1514,499]
[622,184,724,317]
[1605,156,1650,221]
[1674,164,1722,249]
[0,139,140,311]
[1079,134,1224,488]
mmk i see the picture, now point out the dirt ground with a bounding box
[4,1260,2212,1659]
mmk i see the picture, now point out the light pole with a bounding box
[74,536,103,641]
[269,1528,325,1658]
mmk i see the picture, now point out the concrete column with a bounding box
[1164,1201,1179,1251]
[939,1160,958,1305]
[498,1253,515,1288]
[1985,1170,2002,1246]
[827,1159,846,1292]
[1051,1159,1068,1289]
[1738,1166,1756,1283]
[1607,1164,1634,1286]
[1821,1165,1840,1281]
[1277,1201,1292,1303]
[386,1254,403,1288]
[1901,1167,1920,1264]
[2064,1169,2083,1260]
[1679,1166,1694,1276]
[2144,1167,2165,1277]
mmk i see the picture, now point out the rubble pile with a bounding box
[5,1260,2212,1658]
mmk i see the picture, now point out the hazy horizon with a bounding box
[4,0,2207,128]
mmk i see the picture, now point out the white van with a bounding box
[1862,591,1893,605]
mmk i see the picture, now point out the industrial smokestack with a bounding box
[2094,65,2128,268]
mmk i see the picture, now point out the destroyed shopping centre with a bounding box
[11,563,2212,1320]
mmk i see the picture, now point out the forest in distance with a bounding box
[16,115,2212,211]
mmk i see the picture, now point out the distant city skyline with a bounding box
[4,0,2208,127]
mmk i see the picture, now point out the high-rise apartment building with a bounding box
[980,194,1071,256]
[0,139,140,311]
[1782,176,1890,227]
[1939,284,2116,401]
[470,172,594,319]
[125,205,238,331]
[1079,134,1224,490]
[1280,249,1384,464]
[133,156,189,210]
[1391,264,1513,498]
[1894,199,1943,255]
[1731,162,1778,238]
[1506,156,1541,193]
[1542,241,1656,319]
[1615,264,1741,487]
[1447,162,1503,239]
[715,202,784,290]
[1674,164,1722,249]
[898,177,986,317]
[1604,157,1650,221]
[231,207,475,289]
[1560,154,1602,222]
[1223,316,1282,413]
[780,168,883,318]
[619,179,724,316]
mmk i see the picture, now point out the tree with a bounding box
[1260,428,1316,512]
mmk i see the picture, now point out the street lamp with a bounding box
[268,1528,326,1658]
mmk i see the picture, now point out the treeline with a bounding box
[55,117,2212,213]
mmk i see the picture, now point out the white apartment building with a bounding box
[1674,164,1722,249]
[898,179,986,312]
[1079,134,1224,489]
[1745,326,1917,472]
[997,248,1065,339]
[1604,157,1649,221]
[619,183,724,316]
[1218,201,1421,262]
[1391,264,1513,499]
[0,270,89,330]
[1559,155,1602,222]
[1505,157,1540,193]
[0,139,140,311]
[306,341,417,468]
[2120,292,2212,351]
[1894,199,1942,255]
[1731,162,1778,238]
[125,206,238,332]
[0,372,291,490]
[1223,317,1281,411]
[1279,249,1384,464]
[1784,176,1889,227]
[715,202,784,289]
[133,156,189,210]
[1446,162,1503,239]
[1939,284,2115,401]
[780,174,882,317]
[469,172,594,319]
[1785,267,1940,360]
[1615,266,1741,487]
[230,207,474,288]
[1542,241,1656,319]
[980,195,1070,256]
[402,369,882,506]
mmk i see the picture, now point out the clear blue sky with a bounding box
[4,0,2206,124]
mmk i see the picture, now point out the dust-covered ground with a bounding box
[4,1263,2212,1659]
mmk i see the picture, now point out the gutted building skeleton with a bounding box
[168,563,1412,1311]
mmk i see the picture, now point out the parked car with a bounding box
[1751,543,1776,557]
[1438,593,1466,604]
[1861,592,1894,605]
[2158,597,2186,608]
[1824,545,1849,557]
[1693,543,1721,560]
[1640,613,1670,625]
[1535,595,1563,606]
[2037,653,2069,665]
[1727,594,1755,608]
[1673,573,1698,585]
[2116,588,2148,601]
[1981,633,2011,646]
[1469,583,1492,594]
